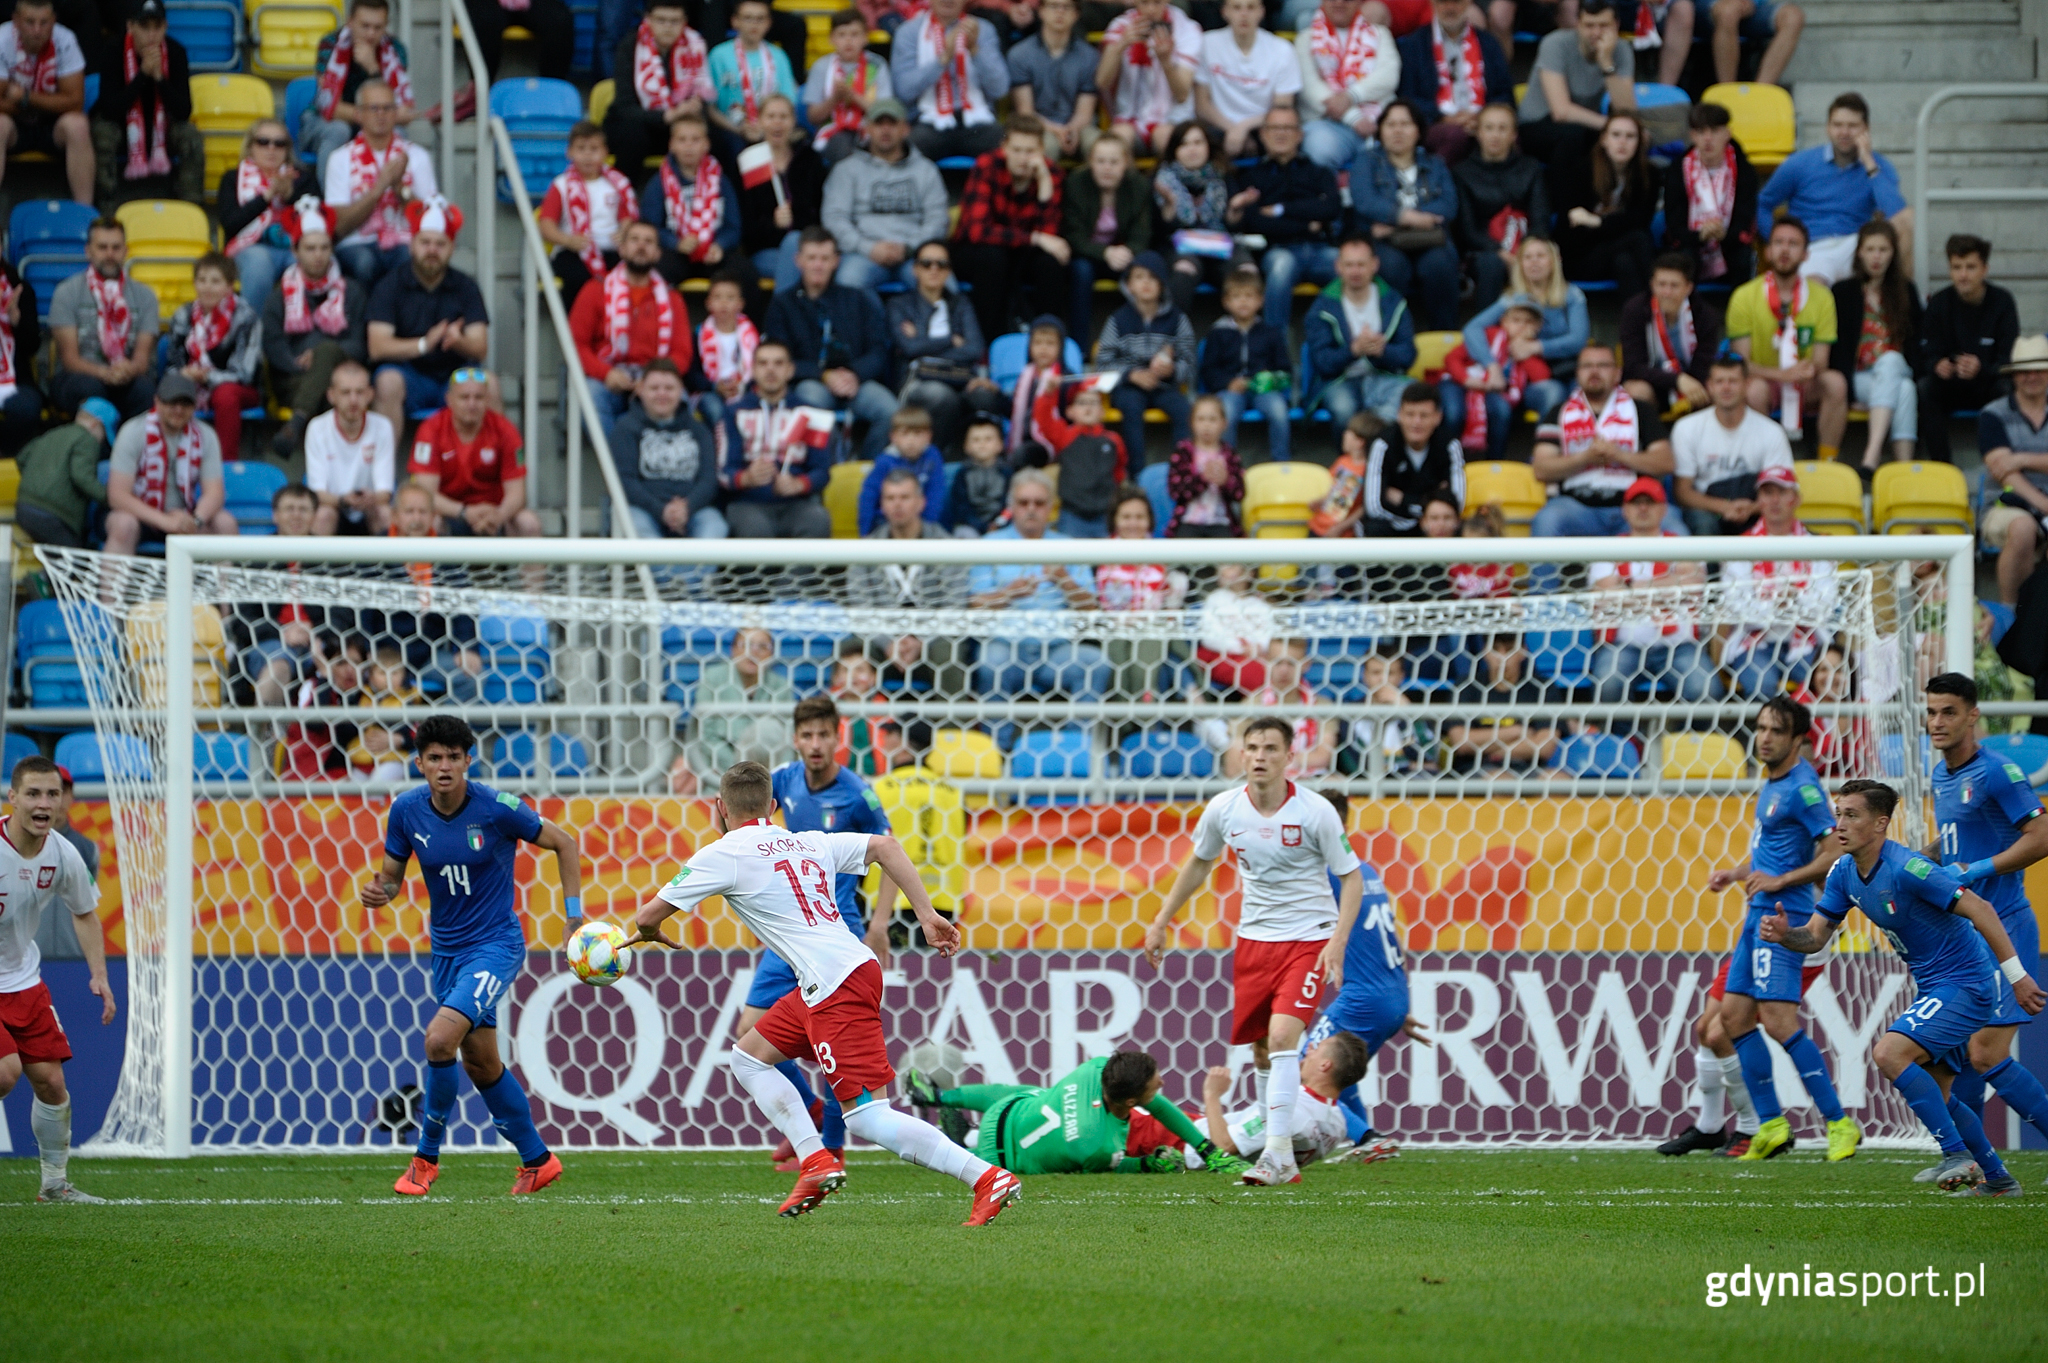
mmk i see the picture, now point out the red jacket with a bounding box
[568,271,696,380]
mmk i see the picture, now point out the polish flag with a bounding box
[737,141,777,190]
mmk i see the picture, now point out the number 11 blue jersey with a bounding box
[1932,746,2043,928]
[384,781,543,953]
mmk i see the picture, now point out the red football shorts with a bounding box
[0,981,72,1065]
[1231,937,1329,1045]
[753,959,895,1103]
[1124,1107,1192,1155]
[1708,956,1823,1000]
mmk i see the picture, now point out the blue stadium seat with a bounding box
[1527,629,1597,690]
[222,460,289,531]
[1010,725,1090,804]
[1119,728,1214,779]
[492,77,584,203]
[54,730,155,783]
[567,0,599,72]
[1877,732,1935,779]
[478,613,552,703]
[18,599,92,708]
[1603,83,1689,157]
[1984,600,2015,647]
[12,199,97,323]
[1981,732,2048,787]
[169,0,245,71]
[282,76,320,165]
[493,729,591,779]
[2,731,39,776]
[987,331,1085,394]
[1550,731,1640,779]
[1137,461,1173,538]
[194,731,253,780]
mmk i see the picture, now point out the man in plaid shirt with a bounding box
[950,113,1072,341]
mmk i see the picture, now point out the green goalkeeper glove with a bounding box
[1196,1139,1253,1177]
[1138,1146,1185,1174]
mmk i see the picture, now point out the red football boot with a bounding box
[778,1149,847,1217]
[509,1153,562,1195]
[963,1166,1021,1226]
[393,1157,439,1197]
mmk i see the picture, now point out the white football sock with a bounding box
[32,1099,70,1189]
[1264,1052,1301,1160]
[1694,1045,1726,1131]
[729,1049,824,1161]
[1721,1053,1759,1135]
[843,1101,990,1187]
[1254,1066,1271,1124]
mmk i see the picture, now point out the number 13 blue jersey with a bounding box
[1748,757,1836,914]
[384,781,543,953]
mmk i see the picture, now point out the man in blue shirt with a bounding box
[1755,92,1911,285]
[1765,779,2045,1195]
[1924,672,2048,1169]
[740,694,895,1165]
[966,468,1109,703]
[1701,696,1859,1161]
[361,714,585,1198]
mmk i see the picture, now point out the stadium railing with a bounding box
[1910,83,2048,285]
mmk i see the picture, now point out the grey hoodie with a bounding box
[820,145,950,260]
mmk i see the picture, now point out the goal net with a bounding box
[35,534,1965,1155]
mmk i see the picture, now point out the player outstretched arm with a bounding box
[1953,811,2048,886]
[529,818,585,952]
[1201,1067,1240,1155]
[1144,853,1220,965]
[863,835,958,957]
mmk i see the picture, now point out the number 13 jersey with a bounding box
[658,819,877,1004]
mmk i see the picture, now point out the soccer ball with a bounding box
[566,920,632,987]
[901,1039,971,1090]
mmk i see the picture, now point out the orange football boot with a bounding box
[509,1153,562,1195]
[394,1157,440,1196]
[963,1167,1021,1226]
[777,1149,847,1217]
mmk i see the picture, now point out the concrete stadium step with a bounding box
[1783,30,2038,83]
[1796,0,2020,26]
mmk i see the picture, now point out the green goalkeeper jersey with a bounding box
[945,1057,1208,1174]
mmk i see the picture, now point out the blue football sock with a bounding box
[1782,1030,1845,1123]
[1730,1029,1782,1122]
[1950,1062,1989,1122]
[776,1061,818,1111]
[1946,1096,2010,1182]
[1891,1063,1967,1156]
[1984,1057,2048,1140]
[1337,1083,1373,1143]
[417,1058,459,1161]
[820,1091,847,1150]
[478,1067,550,1166]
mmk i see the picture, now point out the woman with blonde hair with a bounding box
[215,117,314,315]
[1458,234,1586,417]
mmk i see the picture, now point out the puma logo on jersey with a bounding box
[413,833,431,846]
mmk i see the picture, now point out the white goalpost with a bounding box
[37,532,1973,1156]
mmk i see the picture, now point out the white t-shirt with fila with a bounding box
[656,819,876,1003]
[0,824,99,994]
[1191,781,1360,942]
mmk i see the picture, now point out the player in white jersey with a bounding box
[1144,716,1364,1186]
[0,757,112,1203]
[634,761,1021,1225]
[1200,1032,1368,1166]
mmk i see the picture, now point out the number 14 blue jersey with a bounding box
[384,781,543,953]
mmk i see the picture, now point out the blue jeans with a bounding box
[609,502,730,539]
[1070,254,1122,345]
[1374,240,1461,332]
[836,254,916,291]
[1057,511,1108,537]
[337,240,409,286]
[1725,636,1819,699]
[595,0,639,78]
[753,231,803,296]
[1591,640,1721,703]
[375,362,450,416]
[1319,371,1410,428]
[583,377,633,445]
[298,111,356,182]
[1854,349,1918,442]
[1108,381,1189,470]
[1220,388,1292,461]
[1259,241,1337,331]
[974,638,1110,702]
[234,242,292,319]
[1438,381,1513,460]
[792,377,899,456]
[1303,118,1366,170]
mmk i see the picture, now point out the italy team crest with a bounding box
[466,826,485,851]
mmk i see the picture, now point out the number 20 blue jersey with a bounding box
[384,781,542,953]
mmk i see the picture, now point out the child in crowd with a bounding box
[804,9,890,164]
[1064,135,1154,344]
[1448,505,1524,690]
[694,272,758,425]
[347,643,420,781]
[1032,377,1129,537]
[1309,413,1383,538]
[1197,268,1291,460]
[946,415,1011,536]
[1230,637,1335,778]
[539,121,637,302]
[1354,652,1429,777]
[278,632,365,779]
[166,252,262,458]
[1166,394,1244,536]
[708,0,798,145]
[1009,316,1070,465]
[859,405,947,535]
[1194,560,1274,695]
[1096,250,1195,464]
[1440,297,1550,460]
[1097,485,1188,610]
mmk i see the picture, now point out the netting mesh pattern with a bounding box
[34,543,1945,1151]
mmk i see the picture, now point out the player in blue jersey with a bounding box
[1301,790,1428,1163]
[1700,696,1861,1162]
[360,715,585,1198]
[743,695,894,1168]
[1763,779,2046,1195]
[1922,672,2048,1177]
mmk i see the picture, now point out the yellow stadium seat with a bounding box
[1409,330,1461,381]
[1661,732,1747,781]
[588,78,615,125]
[1873,460,1970,536]
[926,728,1004,785]
[1793,459,1865,534]
[1462,460,1547,535]
[825,459,869,538]
[1700,82,1794,171]
[249,0,343,78]
[190,74,277,199]
[1242,460,1331,535]
[118,199,214,312]
[0,458,19,520]
[127,601,228,709]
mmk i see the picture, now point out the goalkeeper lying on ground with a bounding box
[903,1051,1254,1175]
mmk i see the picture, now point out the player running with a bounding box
[904,1049,1251,1175]
[1922,672,2048,1178]
[1695,697,1860,1162]
[0,757,114,1203]
[362,715,584,1198]
[634,761,1021,1225]
[1762,779,2046,1195]
[1145,716,1364,1187]
[746,696,895,1170]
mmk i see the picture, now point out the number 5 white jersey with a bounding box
[1191,782,1360,942]
[656,819,877,1004]
[0,829,100,994]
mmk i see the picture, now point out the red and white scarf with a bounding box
[121,33,170,181]
[1010,362,1062,453]
[1307,8,1381,129]
[1630,0,1667,48]
[314,25,413,119]
[915,17,991,129]
[225,159,287,256]
[601,263,677,365]
[1732,517,1822,650]
[1554,386,1642,500]
[552,166,636,275]
[184,297,235,370]
[0,272,16,402]
[1458,327,1513,452]
[87,268,132,364]
[660,154,722,260]
[1645,297,1695,376]
[5,23,59,94]
[134,410,205,513]
[1103,8,1187,131]
[732,41,776,123]
[281,260,348,336]
[346,134,415,249]
[632,21,709,112]
[1764,270,1806,435]
[1431,22,1485,116]
[698,314,759,386]
[1486,203,1527,253]
[1682,144,1735,279]
[812,53,871,148]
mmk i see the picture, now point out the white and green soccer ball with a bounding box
[902,1039,971,1090]
[566,920,632,987]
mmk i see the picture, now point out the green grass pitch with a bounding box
[4,1148,2045,1361]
